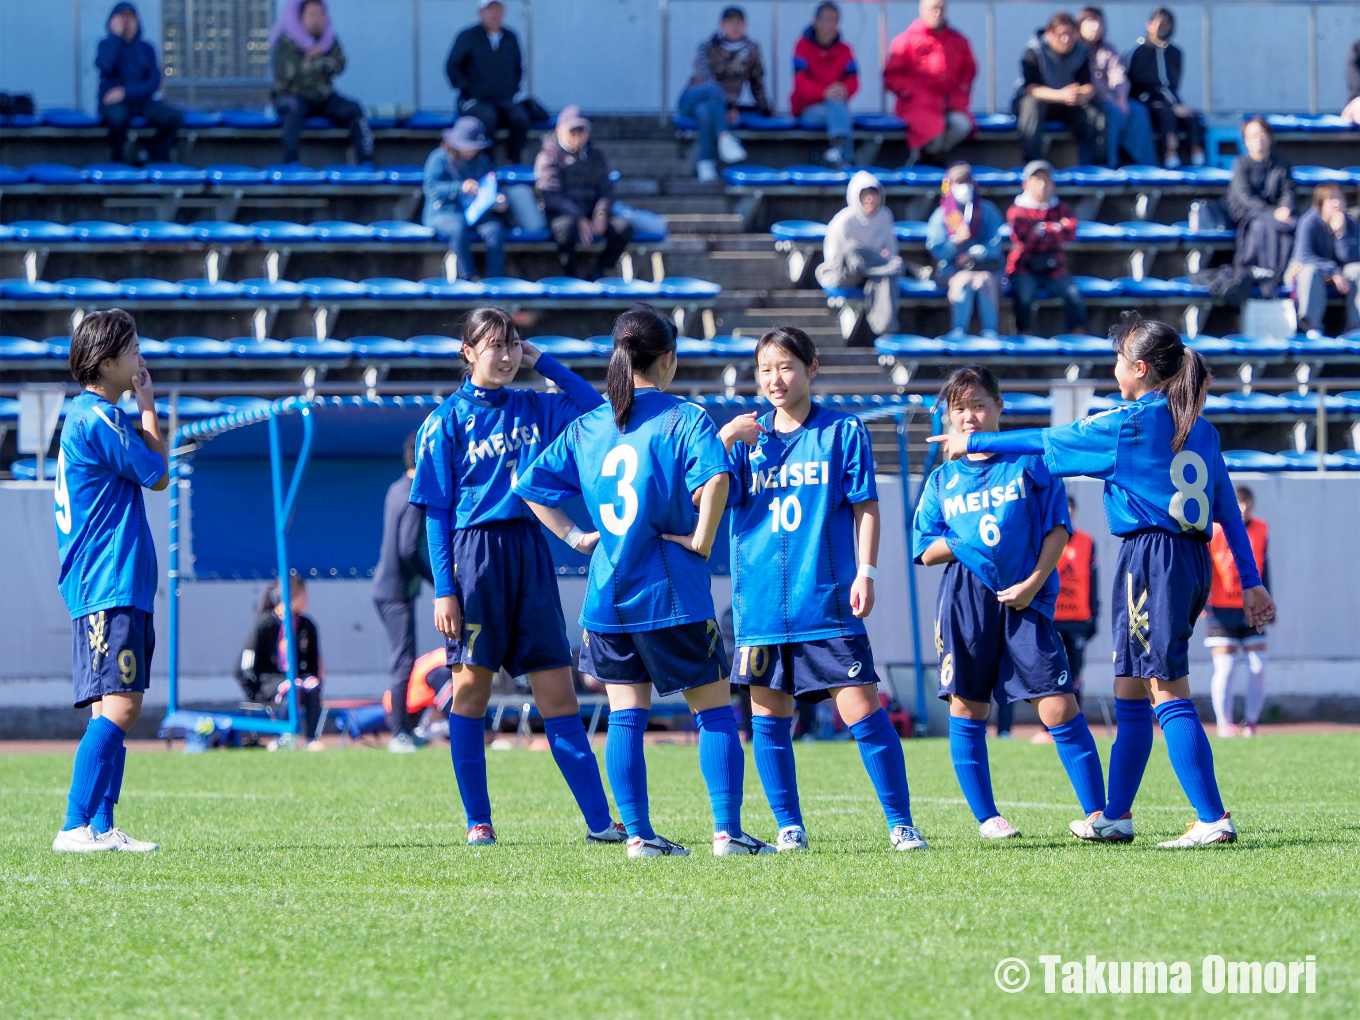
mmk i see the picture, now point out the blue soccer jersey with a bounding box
[967,393,1262,588]
[55,391,166,619]
[513,388,732,633]
[727,403,877,646]
[913,452,1071,619]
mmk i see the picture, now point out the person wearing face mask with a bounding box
[815,171,905,336]
[926,163,1005,335]
[1226,116,1295,286]
[1289,183,1360,335]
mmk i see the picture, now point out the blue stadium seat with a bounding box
[893,221,929,242]
[721,165,791,186]
[370,220,435,241]
[384,166,424,185]
[145,163,209,183]
[206,164,270,184]
[531,336,597,358]
[410,335,464,357]
[299,278,367,299]
[56,278,123,300]
[349,336,413,357]
[264,163,328,184]
[496,165,537,185]
[10,221,75,241]
[191,221,257,242]
[70,221,137,241]
[363,278,430,298]
[661,277,722,298]
[874,334,949,357]
[164,336,235,358]
[597,279,664,298]
[538,277,603,298]
[419,278,489,298]
[10,458,60,480]
[251,220,317,241]
[132,221,197,241]
[120,278,183,298]
[0,337,54,360]
[403,110,456,129]
[85,162,148,183]
[41,108,102,128]
[0,165,28,184]
[1222,450,1288,471]
[178,279,245,299]
[324,165,386,184]
[312,221,375,240]
[237,278,306,299]
[771,220,828,241]
[219,110,279,129]
[0,280,62,298]
[481,278,546,297]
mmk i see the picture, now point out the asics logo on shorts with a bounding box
[1127,573,1151,653]
[848,661,862,678]
[87,611,109,669]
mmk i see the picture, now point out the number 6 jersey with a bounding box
[913,450,1071,618]
[726,404,878,646]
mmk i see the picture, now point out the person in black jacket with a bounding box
[1226,116,1295,283]
[237,578,326,750]
[446,0,529,163]
[373,433,434,752]
[1342,40,1360,123]
[95,2,183,163]
[1011,13,1104,164]
[533,106,633,279]
[1124,8,1204,168]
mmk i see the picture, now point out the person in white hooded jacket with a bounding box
[815,170,904,335]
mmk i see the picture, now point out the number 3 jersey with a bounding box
[913,451,1071,619]
[726,404,878,646]
[513,388,731,633]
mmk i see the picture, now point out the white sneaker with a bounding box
[99,827,160,852]
[1158,812,1238,848]
[776,825,808,851]
[695,159,718,183]
[52,825,118,853]
[387,733,418,754]
[586,821,628,844]
[717,132,747,164]
[1069,810,1135,843]
[979,815,1022,839]
[466,823,497,846]
[713,830,776,856]
[890,824,929,850]
[627,833,690,858]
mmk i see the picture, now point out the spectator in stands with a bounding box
[926,162,1004,335]
[271,0,372,165]
[534,106,633,280]
[1007,160,1086,333]
[237,578,325,751]
[446,1,529,164]
[883,0,977,165]
[1077,7,1156,167]
[1342,41,1360,124]
[1124,7,1204,168]
[679,6,772,182]
[1290,183,1360,336]
[423,118,511,280]
[1012,13,1104,165]
[815,170,904,335]
[96,3,183,164]
[1227,116,1295,284]
[791,3,858,168]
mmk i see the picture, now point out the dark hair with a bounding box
[607,306,677,430]
[69,308,138,386]
[1047,12,1077,32]
[814,2,839,18]
[938,365,1002,409]
[1110,312,1210,452]
[755,326,818,368]
[1312,182,1344,211]
[403,430,418,471]
[1235,484,1255,504]
[721,5,746,22]
[1149,6,1174,31]
[1242,114,1274,142]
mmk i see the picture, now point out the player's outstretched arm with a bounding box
[850,499,880,618]
[522,499,600,555]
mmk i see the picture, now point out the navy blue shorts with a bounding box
[71,607,154,708]
[730,634,878,704]
[448,519,572,677]
[1112,529,1211,681]
[1203,605,1263,646]
[578,621,729,697]
[935,562,1073,704]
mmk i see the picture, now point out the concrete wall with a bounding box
[2,0,1356,117]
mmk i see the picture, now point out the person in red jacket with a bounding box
[883,0,977,164]
[1204,486,1270,737]
[1006,160,1087,333]
[791,3,858,167]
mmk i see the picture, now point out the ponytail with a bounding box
[1110,312,1210,452]
[606,306,677,430]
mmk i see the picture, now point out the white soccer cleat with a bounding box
[1157,812,1238,848]
[776,825,808,852]
[99,827,160,852]
[1069,810,1135,843]
[466,823,497,846]
[627,834,690,858]
[717,132,748,164]
[52,825,118,853]
[586,821,628,844]
[695,159,719,183]
[979,815,1022,839]
[890,824,929,850]
[713,830,776,856]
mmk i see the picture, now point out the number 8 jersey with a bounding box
[913,451,1070,618]
[726,404,878,646]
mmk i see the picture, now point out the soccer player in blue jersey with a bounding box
[914,365,1107,841]
[409,307,625,847]
[930,315,1275,847]
[52,309,168,853]
[515,307,772,858]
[721,326,926,852]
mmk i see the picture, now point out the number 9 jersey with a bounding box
[913,451,1071,618]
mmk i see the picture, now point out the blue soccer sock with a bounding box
[751,714,803,830]
[1106,697,1154,818]
[604,708,653,840]
[90,742,127,834]
[850,708,913,829]
[695,706,745,837]
[543,713,613,833]
[1048,713,1106,816]
[948,716,998,823]
[447,712,492,829]
[63,715,124,831]
[1154,698,1226,823]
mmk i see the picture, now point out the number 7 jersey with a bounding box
[913,452,1071,618]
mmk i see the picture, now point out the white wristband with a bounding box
[857,564,877,580]
[565,527,585,550]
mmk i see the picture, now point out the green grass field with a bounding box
[1,732,1356,1019]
